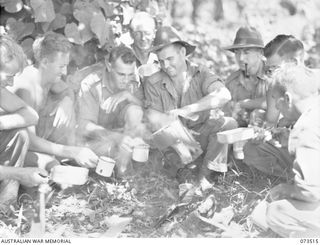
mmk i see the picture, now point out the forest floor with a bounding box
[0,150,283,238]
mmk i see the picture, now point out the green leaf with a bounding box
[73,0,92,11]
[41,21,51,32]
[50,13,66,30]
[20,37,34,60]
[73,9,95,44]
[121,2,135,25]
[5,18,35,41]
[59,2,73,16]
[64,22,83,45]
[30,0,55,23]
[93,0,115,18]
[0,0,23,13]
[90,12,110,46]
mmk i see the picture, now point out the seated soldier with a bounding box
[258,64,320,237]
[144,26,237,185]
[129,11,158,67]
[0,35,48,213]
[264,34,320,127]
[66,12,158,90]
[9,32,98,171]
[78,45,146,176]
[224,26,269,127]
[243,35,316,178]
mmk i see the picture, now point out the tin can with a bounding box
[96,156,115,177]
[132,144,150,162]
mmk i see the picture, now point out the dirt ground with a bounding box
[0,150,283,238]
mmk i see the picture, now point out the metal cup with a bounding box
[132,144,150,162]
[233,140,247,160]
[96,156,115,177]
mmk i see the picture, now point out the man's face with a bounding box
[157,45,185,78]
[271,86,298,121]
[265,53,283,77]
[265,53,303,77]
[234,48,263,76]
[0,57,20,88]
[110,58,136,91]
[131,23,155,51]
[44,52,70,83]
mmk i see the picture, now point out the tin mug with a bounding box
[132,144,150,162]
[96,156,115,177]
[233,140,247,160]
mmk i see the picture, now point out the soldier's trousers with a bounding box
[193,116,238,173]
[243,141,295,179]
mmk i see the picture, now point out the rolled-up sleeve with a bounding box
[200,67,225,95]
[78,76,100,124]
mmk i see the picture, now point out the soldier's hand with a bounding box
[17,168,49,187]
[70,147,99,168]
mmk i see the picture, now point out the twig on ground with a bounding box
[88,185,98,203]
[234,182,264,197]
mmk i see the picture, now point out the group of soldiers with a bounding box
[0,11,319,237]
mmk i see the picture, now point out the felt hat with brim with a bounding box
[152,26,196,55]
[225,26,264,52]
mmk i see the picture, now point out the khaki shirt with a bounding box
[144,61,225,128]
[225,67,270,102]
[288,96,320,201]
[79,69,144,129]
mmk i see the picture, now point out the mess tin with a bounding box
[217,127,254,144]
[96,156,115,177]
[132,144,150,162]
[50,165,89,185]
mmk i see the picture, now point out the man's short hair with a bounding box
[272,63,319,99]
[0,35,27,73]
[264,35,304,61]
[33,32,71,62]
[109,45,136,65]
[129,11,156,31]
